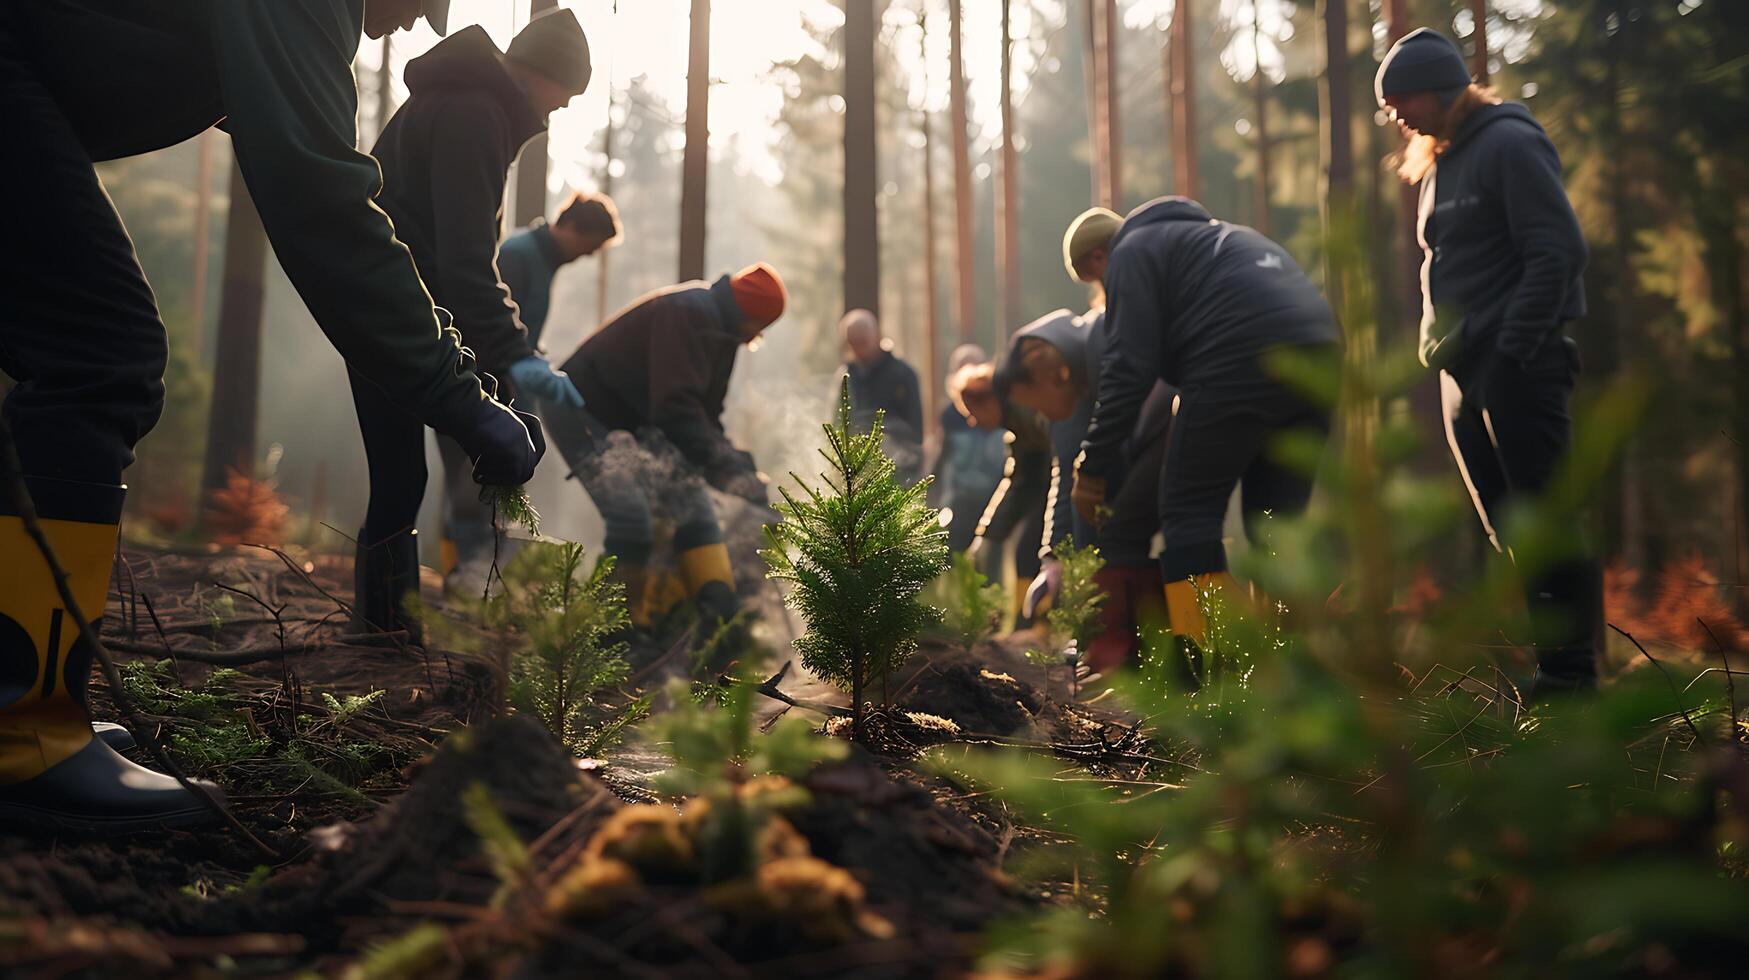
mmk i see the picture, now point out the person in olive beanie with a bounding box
[1378,28,1599,699]
[349,7,591,642]
[0,0,537,836]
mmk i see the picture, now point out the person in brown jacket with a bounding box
[549,264,786,629]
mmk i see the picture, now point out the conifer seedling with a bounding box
[762,378,951,741]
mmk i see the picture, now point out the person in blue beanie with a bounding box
[1378,27,1600,699]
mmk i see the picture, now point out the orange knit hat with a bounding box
[729,262,787,327]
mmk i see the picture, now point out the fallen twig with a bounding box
[1609,622,1705,744]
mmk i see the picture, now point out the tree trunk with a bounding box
[200,157,268,499]
[514,0,559,229]
[844,0,880,315]
[948,0,976,343]
[597,88,618,327]
[1318,0,1352,306]
[679,0,711,282]
[190,132,215,358]
[920,13,942,441]
[1601,0,1639,567]
[1169,0,1199,199]
[1083,0,1102,205]
[1102,0,1122,209]
[1250,0,1271,235]
[1469,0,1490,85]
[996,0,1020,335]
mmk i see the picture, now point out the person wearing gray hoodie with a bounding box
[1378,28,1598,698]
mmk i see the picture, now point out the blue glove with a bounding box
[508,356,584,409]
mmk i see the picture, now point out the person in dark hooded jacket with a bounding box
[1074,197,1340,647]
[1378,28,1598,698]
[349,8,592,641]
[548,264,787,632]
[0,0,540,835]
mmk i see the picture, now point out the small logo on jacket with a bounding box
[1255,253,1284,270]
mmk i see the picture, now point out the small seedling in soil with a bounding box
[1044,536,1106,658]
[482,483,541,536]
[762,378,950,741]
[929,551,1004,649]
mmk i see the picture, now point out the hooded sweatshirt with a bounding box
[15,0,488,433]
[1001,309,1174,552]
[372,26,546,379]
[1415,102,1587,369]
[1080,197,1338,479]
[561,278,750,479]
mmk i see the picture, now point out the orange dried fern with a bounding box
[203,468,289,547]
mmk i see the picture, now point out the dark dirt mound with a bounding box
[900,661,1046,737]
[307,713,616,908]
[795,754,1025,939]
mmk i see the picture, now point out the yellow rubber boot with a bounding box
[643,568,692,626]
[0,478,224,833]
[1162,572,1246,648]
[678,542,737,621]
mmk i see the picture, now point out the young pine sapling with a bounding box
[495,541,633,754]
[762,378,951,740]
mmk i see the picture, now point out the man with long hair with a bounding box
[1378,28,1598,698]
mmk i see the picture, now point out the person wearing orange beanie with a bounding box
[543,265,786,640]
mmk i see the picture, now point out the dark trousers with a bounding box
[0,29,166,485]
[1098,414,1169,568]
[1156,347,1336,582]
[1441,335,1599,686]
[348,368,427,546]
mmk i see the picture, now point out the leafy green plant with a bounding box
[651,671,847,881]
[762,378,951,738]
[928,551,1004,649]
[486,541,633,754]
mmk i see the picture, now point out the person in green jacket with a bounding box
[0,0,540,835]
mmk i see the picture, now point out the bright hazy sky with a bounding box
[363,0,1059,189]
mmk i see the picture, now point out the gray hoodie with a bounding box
[1416,102,1588,369]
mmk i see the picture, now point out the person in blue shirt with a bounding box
[439,192,620,594]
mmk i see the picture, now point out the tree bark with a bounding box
[948,0,976,342]
[679,0,711,282]
[1102,0,1122,209]
[190,131,214,358]
[1250,0,1271,235]
[1469,0,1490,85]
[920,13,942,440]
[597,88,618,327]
[200,157,267,499]
[514,0,559,229]
[1169,0,1199,199]
[997,0,1020,334]
[844,0,881,315]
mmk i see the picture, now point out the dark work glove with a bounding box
[443,397,545,486]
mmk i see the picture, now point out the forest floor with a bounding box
[0,543,1141,978]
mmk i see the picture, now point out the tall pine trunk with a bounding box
[844,0,881,315]
[200,157,267,502]
[948,0,976,343]
[597,87,618,327]
[1319,0,1353,309]
[679,0,711,282]
[1250,0,1271,235]
[997,0,1020,334]
[1169,0,1199,199]
[920,13,942,439]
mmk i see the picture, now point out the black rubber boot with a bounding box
[93,721,135,751]
[352,527,423,646]
[1,477,225,834]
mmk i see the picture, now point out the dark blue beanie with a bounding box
[1375,28,1472,106]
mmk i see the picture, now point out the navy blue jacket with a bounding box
[1081,198,1338,478]
[1416,102,1588,369]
